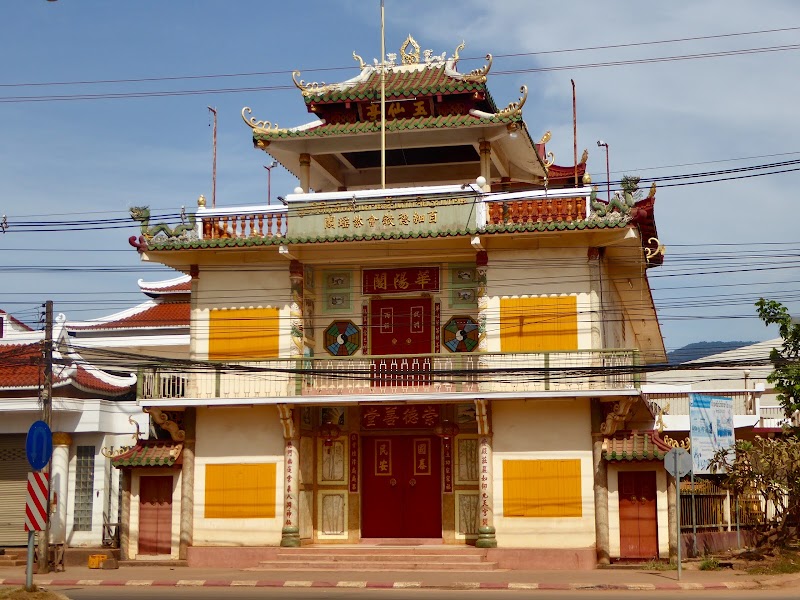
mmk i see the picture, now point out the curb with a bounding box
[0,577,767,591]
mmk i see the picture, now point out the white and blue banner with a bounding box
[689,393,735,474]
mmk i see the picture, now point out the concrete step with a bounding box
[0,558,26,567]
[281,547,486,556]
[276,552,486,563]
[254,559,499,571]
[118,559,188,568]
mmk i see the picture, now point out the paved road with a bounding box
[49,587,800,600]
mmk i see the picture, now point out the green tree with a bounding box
[755,298,800,425]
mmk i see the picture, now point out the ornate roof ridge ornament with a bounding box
[580,148,589,164]
[353,51,367,71]
[291,70,337,97]
[462,54,493,83]
[496,85,528,117]
[452,41,466,68]
[538,130,552,145]
[241,107,280,131]
[100,415,141,458]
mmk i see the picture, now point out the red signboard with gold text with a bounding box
[361,404,440,429]
[362,267,440,295]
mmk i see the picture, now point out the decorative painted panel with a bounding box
[322,271,352,313]
[317,491,348,539]
[455,491,479,538]
[324,320,361,356]
[450,264,478,308]
[443,316,479,352]
[455,436,479,484]
[318,438,346,485]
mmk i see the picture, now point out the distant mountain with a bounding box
[667,341,758,364]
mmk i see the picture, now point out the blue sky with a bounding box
[1,0,799,350]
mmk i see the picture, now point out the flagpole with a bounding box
[380,0,386,190]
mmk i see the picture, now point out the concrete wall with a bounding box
[492,398,596,549]
[607,462,670,558]
[192,405,284,546]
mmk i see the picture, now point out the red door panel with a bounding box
[139,476,173,555]
[370,298,432,387]
[362,436,442,538]
[618,471,658,558]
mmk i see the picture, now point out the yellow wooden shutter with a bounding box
[502,459,582,518]
[208,307,280,360]
[205,463,277,519]
[500,297,578,352]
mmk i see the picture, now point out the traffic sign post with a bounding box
[664,447,692,581]
[26,421,53,472]
[25,421,53,591]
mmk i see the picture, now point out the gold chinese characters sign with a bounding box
[361,404,441,429]
[287,195,477,240]
[363,266,439,295]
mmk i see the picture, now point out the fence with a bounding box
[679,478,767,531]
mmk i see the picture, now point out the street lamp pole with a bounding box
[596,140,610,201]
[264,161,278,205]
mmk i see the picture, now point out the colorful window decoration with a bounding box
[324,320,361,356]
[442,316,479,353]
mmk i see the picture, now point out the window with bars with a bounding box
[73,446,95,531]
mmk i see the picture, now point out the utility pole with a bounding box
[37,300,53,573]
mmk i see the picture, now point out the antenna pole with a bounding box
[380,0,386,190]
[572,79,578,187]
[208,107,217,208]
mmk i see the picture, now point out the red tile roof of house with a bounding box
[138,275,192,296]
[0,343,134,395]
[68,300,189,331]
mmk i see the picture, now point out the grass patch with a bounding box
[0,587,69,600]
[642,559,677,571]
[699,556,721,571]
[746,551,800,575]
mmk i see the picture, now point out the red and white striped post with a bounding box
[25,472,48,591]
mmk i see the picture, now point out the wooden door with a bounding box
[138,476,173,555]
[361,436,442,538]
[619,471,658,558]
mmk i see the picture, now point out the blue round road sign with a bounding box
[26,420,53,471]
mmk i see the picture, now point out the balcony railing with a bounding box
[196,205,287,240]
[138,349,640,400]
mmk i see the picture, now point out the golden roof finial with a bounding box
[580,148,589,164]
[197,194,206,208]
[452,41,466,67]
[400,34,420,64]
[538,130,552,146]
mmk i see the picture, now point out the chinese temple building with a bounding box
[126,36,672,568]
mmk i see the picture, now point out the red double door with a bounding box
[370,297,432,387]
[138,476,173,555]
[619,471,658,558]
[361,435,442,538]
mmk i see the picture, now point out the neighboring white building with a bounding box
[0,311,144,547]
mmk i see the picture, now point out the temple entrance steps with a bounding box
[252,545,499,571]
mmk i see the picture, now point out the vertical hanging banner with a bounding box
[689,393,734,474]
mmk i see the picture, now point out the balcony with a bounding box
[138,349,641,401]
[187,187,592,243]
